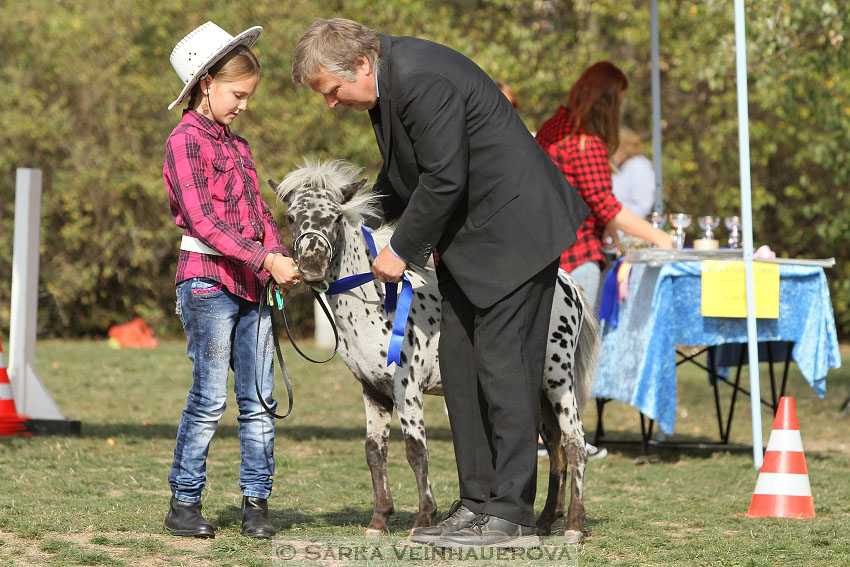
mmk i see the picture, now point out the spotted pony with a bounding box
[270,160,600,544]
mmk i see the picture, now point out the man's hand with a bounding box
[372,247,408,283]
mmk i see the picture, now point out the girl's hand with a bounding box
[264,253,301,290]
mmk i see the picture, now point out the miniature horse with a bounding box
[270,160,599,543]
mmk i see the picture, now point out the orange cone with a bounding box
[0,337,27,436]
[747,396,814,518]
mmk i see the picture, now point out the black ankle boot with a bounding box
[164,496,215,538]
[241,496,275,538]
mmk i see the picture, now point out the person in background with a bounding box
[162,21,300,539]
[496,80,521,110]
[292,18,588,549]
[536,61,672,312]
[612,127,656,220]
[495,80,608,462]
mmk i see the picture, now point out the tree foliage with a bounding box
[1,0,848,338]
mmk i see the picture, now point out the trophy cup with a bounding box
[669,213,692,249]
[725,216,741,249]
[694,216,720,250]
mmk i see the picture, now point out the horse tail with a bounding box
[562,270,601,417]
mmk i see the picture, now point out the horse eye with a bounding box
[286,213,294,225]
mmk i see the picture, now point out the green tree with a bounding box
[1,0,848,338]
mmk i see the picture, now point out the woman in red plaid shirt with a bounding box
[162,22,299,540]
[536,62,671,309]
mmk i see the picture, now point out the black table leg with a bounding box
[594,398,610,446]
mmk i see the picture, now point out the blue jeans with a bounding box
[568,261,602,312]
[169,278,277,503]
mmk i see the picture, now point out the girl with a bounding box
[162,22,299,539]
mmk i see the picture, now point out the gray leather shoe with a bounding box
[164,496,215,538]
[436,514,540,549]
[241,496,276,539]
[409,500,477,545]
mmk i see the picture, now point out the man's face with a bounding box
[308,56,377,111]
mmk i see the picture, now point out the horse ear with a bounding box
[269,178,292,204]
[340,178,368,203]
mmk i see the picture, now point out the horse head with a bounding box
[269,160,370,285]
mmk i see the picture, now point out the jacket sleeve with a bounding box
[388,71,470,267]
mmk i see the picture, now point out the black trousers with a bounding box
[437,259,558,526]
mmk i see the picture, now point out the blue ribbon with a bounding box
[325,272,377,296]
[597,258,622,328]
[323,226,413,367]
[362,226,397,315]
[387,276,413,367]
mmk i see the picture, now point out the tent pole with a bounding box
[734,0,764,469]
[650,0,663,213]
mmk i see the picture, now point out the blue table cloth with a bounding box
[592,262,841,434]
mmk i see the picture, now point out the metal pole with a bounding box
[650,0,664,213]
[733,0,764,469]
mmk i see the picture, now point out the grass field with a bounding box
[0,338,848,566]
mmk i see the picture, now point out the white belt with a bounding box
[181,235,221,256]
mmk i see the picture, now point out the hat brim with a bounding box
[167,25,262,111]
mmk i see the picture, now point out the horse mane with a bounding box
[276,159,381,226]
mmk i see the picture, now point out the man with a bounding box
[292,18,588,548]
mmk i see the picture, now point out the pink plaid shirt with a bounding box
[163,110,288,302]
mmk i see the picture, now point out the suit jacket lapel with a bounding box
[368,104,385,156]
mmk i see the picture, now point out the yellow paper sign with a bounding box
[701,260,779,318]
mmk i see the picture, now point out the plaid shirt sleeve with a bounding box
[558,135,622,229]
[542,133,622,272]
[239,142,288,257]
[165,132,269,272]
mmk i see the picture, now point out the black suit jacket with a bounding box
[369,34,588,308]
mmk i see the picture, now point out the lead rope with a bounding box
[254,231,341,420]
[255,280,294,419]
[280,286,340,364]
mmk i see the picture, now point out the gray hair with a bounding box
[291,18,380,84]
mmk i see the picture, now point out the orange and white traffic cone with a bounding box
[747,396,814,518]
[0,337,27,436]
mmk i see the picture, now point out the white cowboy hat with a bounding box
[168,21,263,110]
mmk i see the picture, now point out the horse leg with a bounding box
[536,398,567,535]
[539,271,596,543]
[397,389,437,530]
[560,396,587,544]
[362,382,395,536]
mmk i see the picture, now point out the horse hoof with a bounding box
[365,529,385,537]
[563,530,584,544]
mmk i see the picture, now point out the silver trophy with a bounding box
[669,213,692,249]
[725,216,742,249]
[698,216,720,241]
